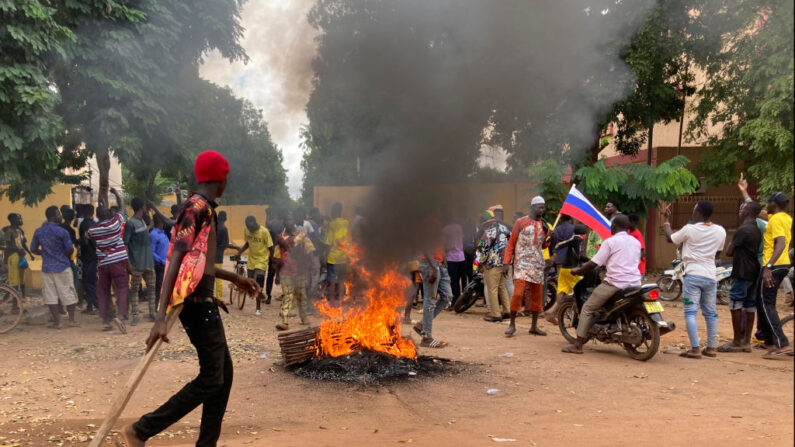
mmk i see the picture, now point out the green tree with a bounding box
[574,155,699,216]
[689,0,794,195]
[0,0,90,204]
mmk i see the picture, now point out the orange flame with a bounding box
[316,245,417,359]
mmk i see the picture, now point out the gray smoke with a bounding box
[306,0,655,265]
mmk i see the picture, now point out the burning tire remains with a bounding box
[278,249,463,383]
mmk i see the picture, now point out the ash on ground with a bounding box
[291,350,461,384]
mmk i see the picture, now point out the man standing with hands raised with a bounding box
[122,151,259,447]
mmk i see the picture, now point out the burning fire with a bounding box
[315,246,417,359]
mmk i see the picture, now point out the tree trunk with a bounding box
[96,150,111,206]
[646,125,654,166]
[145,171,157,202]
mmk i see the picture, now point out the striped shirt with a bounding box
[87,214,128,267]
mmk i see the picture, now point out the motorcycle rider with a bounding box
[562,215,641,354]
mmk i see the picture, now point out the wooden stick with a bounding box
[549,212,562,232]
[89,304,183,447]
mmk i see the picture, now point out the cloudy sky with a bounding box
[200,0,318,198]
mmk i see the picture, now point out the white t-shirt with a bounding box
[671,222,726,279]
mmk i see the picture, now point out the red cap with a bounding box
[194,151,230,183]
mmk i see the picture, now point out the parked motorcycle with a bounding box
[557,270,676,361]
[452,272,485,313]
[657,257,731,305]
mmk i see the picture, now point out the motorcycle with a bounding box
[657,257,731,305]
[454,266,557,314]
[557,270,676,361]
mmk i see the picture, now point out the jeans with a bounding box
[446,260,465,298]
[81,259,98,311]
[757,267,790,348]
[97,260,129,323]
[683,274,718,349]
[419,260,452,339]
[729,277,757,311]
[133,301,233,446]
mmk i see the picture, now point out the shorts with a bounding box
[42,268,78,306]
[556,268,580,296]
[326,263,348,284]
[728,278,756,311]
[247,269,266,287]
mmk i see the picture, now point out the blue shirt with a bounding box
[31,222,73,273]
[149,228,169,266]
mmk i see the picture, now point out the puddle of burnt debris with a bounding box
[289,350,466,384]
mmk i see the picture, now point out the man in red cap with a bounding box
[123,151,259,447]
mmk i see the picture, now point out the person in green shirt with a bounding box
[585,200,620,258]
[323,202,350,308]
[123,197,156,325]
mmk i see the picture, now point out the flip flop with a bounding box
[762,348,794,360]
[112,317,127,334]
[561,345,583,354]
[717,343,745,353]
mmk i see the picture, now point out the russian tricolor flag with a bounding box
[559,185,612,240]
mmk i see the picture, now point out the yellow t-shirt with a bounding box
[763,212,792,266]
[245,226,273,271]
[325,218,350,265]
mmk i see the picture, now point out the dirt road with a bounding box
[0,293,792,447]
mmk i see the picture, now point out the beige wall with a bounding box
[0,184,73,289]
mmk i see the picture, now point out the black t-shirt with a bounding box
[78,218,97,262]
[215,223,230,264]
[731,221,762,281]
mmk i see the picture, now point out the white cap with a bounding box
[531,196,545,206]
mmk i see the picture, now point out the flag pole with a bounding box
[550,184,575,231]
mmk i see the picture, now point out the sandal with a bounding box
[762,348,794,360]
[679,350,702,359]
[717,343,745,353]
[112,317,127,334]
[529,327,547,336]
[420,338,448,348]
[561,345,583,354]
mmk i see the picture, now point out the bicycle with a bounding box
[228,256,248,310]
[0,269,24,334]
[781,312,794,342]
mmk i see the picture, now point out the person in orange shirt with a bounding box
[503,196,549,337]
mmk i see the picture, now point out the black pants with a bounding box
[133,301,233,446]
[446,261,466,298]
[266,258,276,299]
[154,264,165,309]
[757,267,790,348]
[81,259,98,311]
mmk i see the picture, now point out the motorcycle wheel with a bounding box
[544,280,557,311]
[557,300,578,344]
[717,279,731,305]
[453,288,480,314]
[622,309,661,361]
[657,277,682,301]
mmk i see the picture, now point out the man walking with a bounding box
[757,192,793,358]
[663,201,726,359]
[324,202,350,307]
[503,196,549,337]
[545,214,582,325]
[122,150,259,447]
[562,215,641,354]
[125,198,157,324]
[276,213,315,331]
[238,216,273,314]
[87,187,129,333]
[31,206,79,328]
[719,201,763,353]
[478,209,512,322]
[443,217,466,300]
